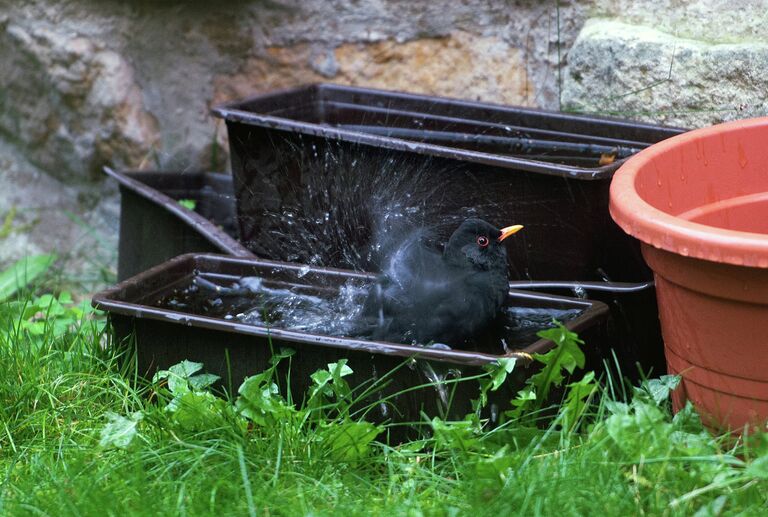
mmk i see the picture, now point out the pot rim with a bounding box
[609,116,768,268]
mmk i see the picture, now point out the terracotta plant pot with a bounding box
[610,117,768,431]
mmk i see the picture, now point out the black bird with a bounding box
[360,218,523,346]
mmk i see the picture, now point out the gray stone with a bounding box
[3,0,766,283]
[0,136,118,285]
[589,0,768,44]
[0,18,159,181]
[562,19,768,128]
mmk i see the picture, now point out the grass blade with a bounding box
[0,254,56,302]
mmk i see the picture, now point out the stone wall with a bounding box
[0,0,765,282]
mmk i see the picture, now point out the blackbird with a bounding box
[360,218,523,346]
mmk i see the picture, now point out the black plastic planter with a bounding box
[105,163,665,378]
[92,253,609,425]
[512,280,665,377]
[105,168,254,281]
[212,83,686,282]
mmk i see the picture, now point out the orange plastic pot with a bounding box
[610,117,768,432]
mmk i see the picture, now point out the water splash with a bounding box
[235,138,501,274]
[156,272,583,354]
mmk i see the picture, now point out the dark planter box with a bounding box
[105,168,253,281]
[512,280,665,378]
[92,253,610,425]
[212,83,685,282]
[107,164,666,378]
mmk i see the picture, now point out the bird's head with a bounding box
[443,218,523,273]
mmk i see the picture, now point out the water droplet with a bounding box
[571,285,588,299]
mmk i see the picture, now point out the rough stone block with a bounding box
[562,19,768,128]
[0,20,159,181]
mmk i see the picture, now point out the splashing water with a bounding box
[233,137,506,274]
[161,274,369,338]
[156,272,583,355]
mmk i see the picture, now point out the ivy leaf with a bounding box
[236,372,294,426]
[508,388,537,417]
[431,417,481,452]
[310,369,333,399]
[153,360,207,395]
[269,347,295,365]
[638,375,681,405]
[188,373,220,391]
[99,412,143,449]
[475,446,515,486]
[329,360,353,382]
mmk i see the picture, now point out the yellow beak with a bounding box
[498,225,524,242]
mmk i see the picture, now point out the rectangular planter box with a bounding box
[107,166,666,378]
[105,168,253,281]
[212,83,685,282]
[92,253,610,424]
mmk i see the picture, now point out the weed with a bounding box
[2,256,768,514]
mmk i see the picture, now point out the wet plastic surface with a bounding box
[92,253,610,424]
[511,280,665,379]
[107,166,664,378]
[106,168,253,281]
[610,117,768,431]
[213,83,685,281]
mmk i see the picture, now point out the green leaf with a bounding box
[431,417,481,452]
[640,375,681,405]
[487,357,517,391]
[671,400,705,433]
[269,347,295,365]
[561,372,598,431]
[170,391,226,431]
[310,369,333,399]
[506,321,587,420]
[309,361,354,406]
[604,400,629,415]
[508,388,537,416]
[188,373,220,391]
[746,455,768,480]
[170,360,204,380]
[99,411,143,449]
[475,446,515,485]
[178,199,197,210]
[320,420,381,462]
[329,360,353,382]
[693,495,727,517]
[474,358,517,413]
[153,360,207,395]
[0,254,56,302]
[236,372,295,426]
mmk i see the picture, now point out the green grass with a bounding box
[2,263,768,516]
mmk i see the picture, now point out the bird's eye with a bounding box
[477,236,489,248]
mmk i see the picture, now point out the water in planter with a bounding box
[156,271,582,355]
